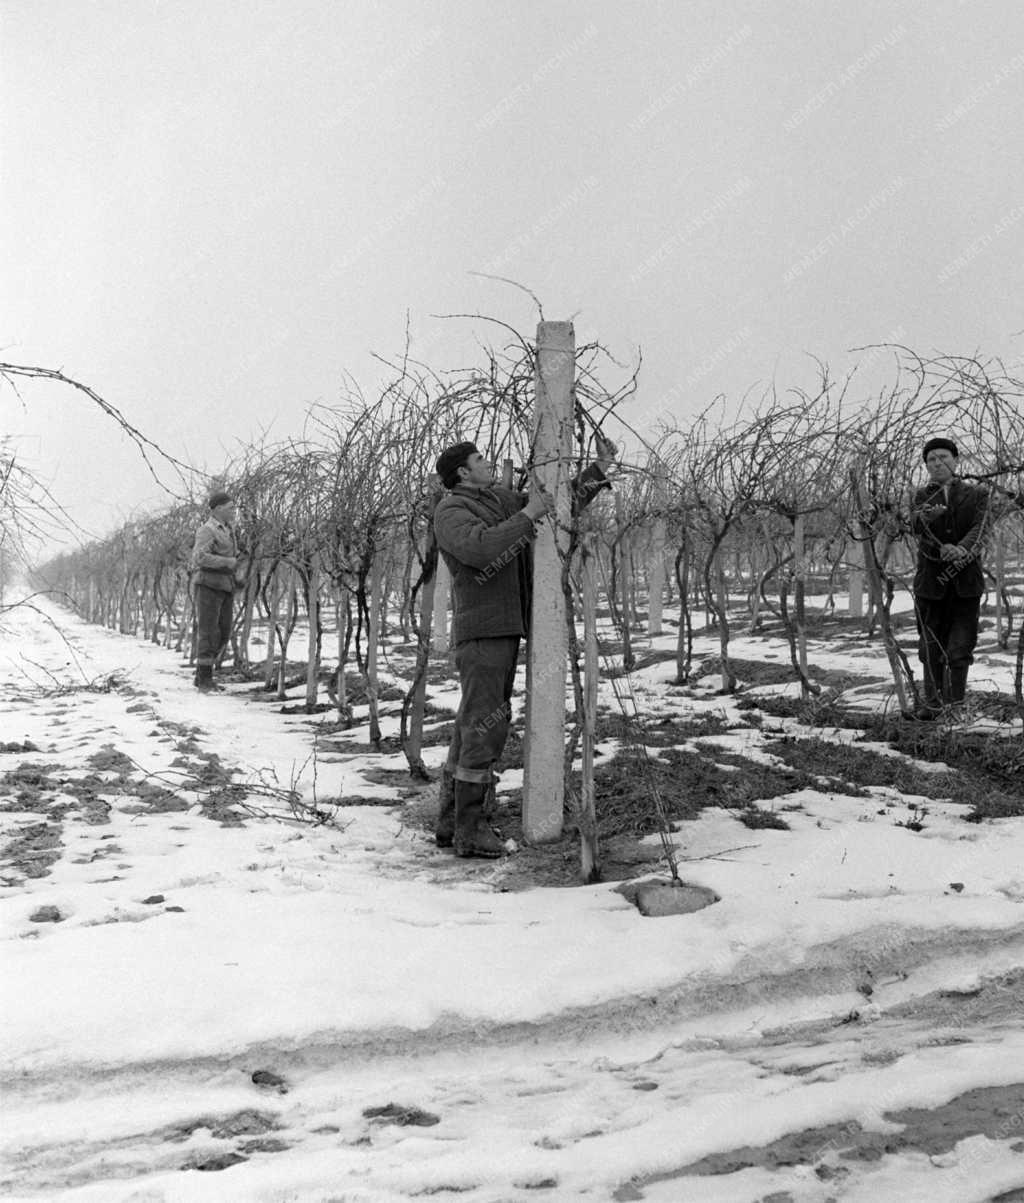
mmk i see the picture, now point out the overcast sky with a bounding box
[3,0,1022,544]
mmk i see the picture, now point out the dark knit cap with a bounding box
[435,442,478,489]
[922,437,959,461]
[208,490,233,510]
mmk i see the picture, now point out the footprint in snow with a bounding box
[251,1069,289,1093]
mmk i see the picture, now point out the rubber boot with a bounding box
[195,663,220,692]
[948,665,969,706]
[483,773,497,819]
[435,768,456,848]
[914,664,942,720]
[453,782,505,859]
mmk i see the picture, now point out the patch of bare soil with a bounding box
[1,821,63,880]
[130,782,190,813]
[0,1106,287,1194]
[0,761,123,880]
[416,720,455,748]
[86,745,135,775]
[692,655,886,698]
[603,646,678,677]
[336,765,432,808]
[157,719,203,751]
[359,766,425,788]
[0,762,63,807]
[191,783,247,826]
[620,1082,1024,1197]
[386,717,852,884]
[885,968,1024,1029]
[695,655,802,686]
[233,663,409,708]
[738,693,879,729]
[395,775,661,890]
[181,750,234,791]
[314,733,405,756]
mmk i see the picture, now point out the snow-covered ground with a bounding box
[2,597,1024,1202]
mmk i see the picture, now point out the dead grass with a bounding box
[865,719,1024,821]
[86,745,135,775]
[1,821,63,879]
[764,734,1024,821]
[417,721,455,749]
[0,762,63,803]
[603,647,677,677]
[595,710,732,746]
[588,745,817,840]
[740,694,878,729]
[736,806,791,830]
[768,737,952,797]
[694,656,797,686]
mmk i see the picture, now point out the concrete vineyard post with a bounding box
[523,320,575,843]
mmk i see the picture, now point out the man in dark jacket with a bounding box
[910,438,988,717]
[191,491,239,691]
[433,438,613,857]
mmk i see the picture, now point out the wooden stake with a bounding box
[334,584,349,718]
[995,528,1005,645]
[263,568,281,689]
[648,517,666,636]
[615,493,635,670]
[431,557,450,653]
[715,549,731,692]
[304,550,321,710]
[366,549,383,750]
[406,521,438,776]
[793,513,809,694]
[579,535,600,882]
[864,535,881,626]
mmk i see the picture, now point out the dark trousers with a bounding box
[446,637,520,785]
[914,590,980,699]
[195,585,234,667]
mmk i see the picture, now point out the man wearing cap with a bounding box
[432,438,614,858]
[910,438,988,717]
[191,491,239,691]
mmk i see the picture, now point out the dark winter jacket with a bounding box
[191,517,237,594]
[910,478,987,599]
[434,466,608,645]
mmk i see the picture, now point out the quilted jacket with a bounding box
[910,478,987,599]
[191,517,237,593]
[434,466,607,644]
